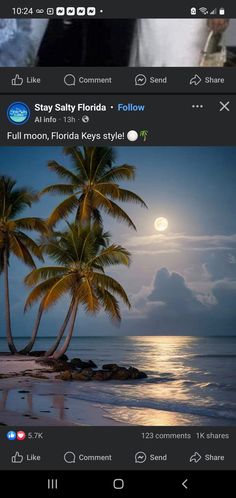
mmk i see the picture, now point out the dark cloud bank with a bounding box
[129,267,236,336]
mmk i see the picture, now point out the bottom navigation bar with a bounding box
[0,470,234,495]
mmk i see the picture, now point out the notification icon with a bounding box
[17,431,26,441]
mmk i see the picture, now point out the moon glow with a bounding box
[154,217,168,232]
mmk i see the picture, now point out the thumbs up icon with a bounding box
[11,74,24,86]
[11,451,24,464]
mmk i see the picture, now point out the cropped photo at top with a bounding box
[0,18,236,67]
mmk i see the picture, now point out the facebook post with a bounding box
[0,92,235,432]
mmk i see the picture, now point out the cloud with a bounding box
[148,267,202,311]
[204,251,236,281]
[212,280,236,312]
[126,233,236,255]
[127,267,236,335]
[228,254,236,264]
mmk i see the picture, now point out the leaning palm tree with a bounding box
[0,175,47,354]
[20,227,110,355]
[24,223,131,359]
[40,146,147,229]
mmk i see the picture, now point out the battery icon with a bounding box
[219,8,225,15]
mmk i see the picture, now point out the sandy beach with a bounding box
[0,354,55,377]
[1,336,236,427]
[0,355,125,426]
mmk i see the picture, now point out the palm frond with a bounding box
[98,164,136,183]
[91,147,116,182]
[16,231,44,261]
[90,208,103,227]
[47,161,81,184]
[25,266,68,286]
[24,277,61,311]
[92,227,110,247]
[0,175,38,218]
[15,217,48,234]
[76,277,100,314]
[47,195,78,227]
[43,274,75,309]
[97,288,121,323]
[94,182,120,198]
[110,186,148,208]
[77,227,93,264]
[0,175,16,193]
[93,190,137,230]
[40,183,76,196]
[63,147,89,181]
[42,241,75,265]
[89,244,131,268]
[9,233,36,268]
[92,272,131,308]
[9,189,38,214]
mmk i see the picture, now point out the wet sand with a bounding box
[0,355,125,426]
[0,354,232,427]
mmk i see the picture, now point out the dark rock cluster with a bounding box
[54,359,147,382]
[33,354,147,381]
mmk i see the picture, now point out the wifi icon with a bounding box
[199,7,208,14]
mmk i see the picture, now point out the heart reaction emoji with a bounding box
[17,431,26,441]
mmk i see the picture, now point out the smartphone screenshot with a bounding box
[0,1,235,493]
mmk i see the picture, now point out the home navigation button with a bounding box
[113,478,125,490]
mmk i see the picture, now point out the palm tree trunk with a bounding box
[3,248,17,354]
[45,299,74,357]
[52,302,78,360]
[19,305,44,355]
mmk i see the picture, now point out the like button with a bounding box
[11,74,24,86]
[11,451,24,464]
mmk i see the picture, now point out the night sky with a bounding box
[1,146,236,336]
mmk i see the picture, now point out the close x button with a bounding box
[219,101,230,111]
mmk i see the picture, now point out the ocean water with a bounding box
[0,336,236,425]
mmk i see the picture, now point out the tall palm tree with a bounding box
[24,223,131,359]
[40,146,147,229]
[0,175,47,354]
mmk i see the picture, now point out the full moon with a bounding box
[154,217,168,232]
